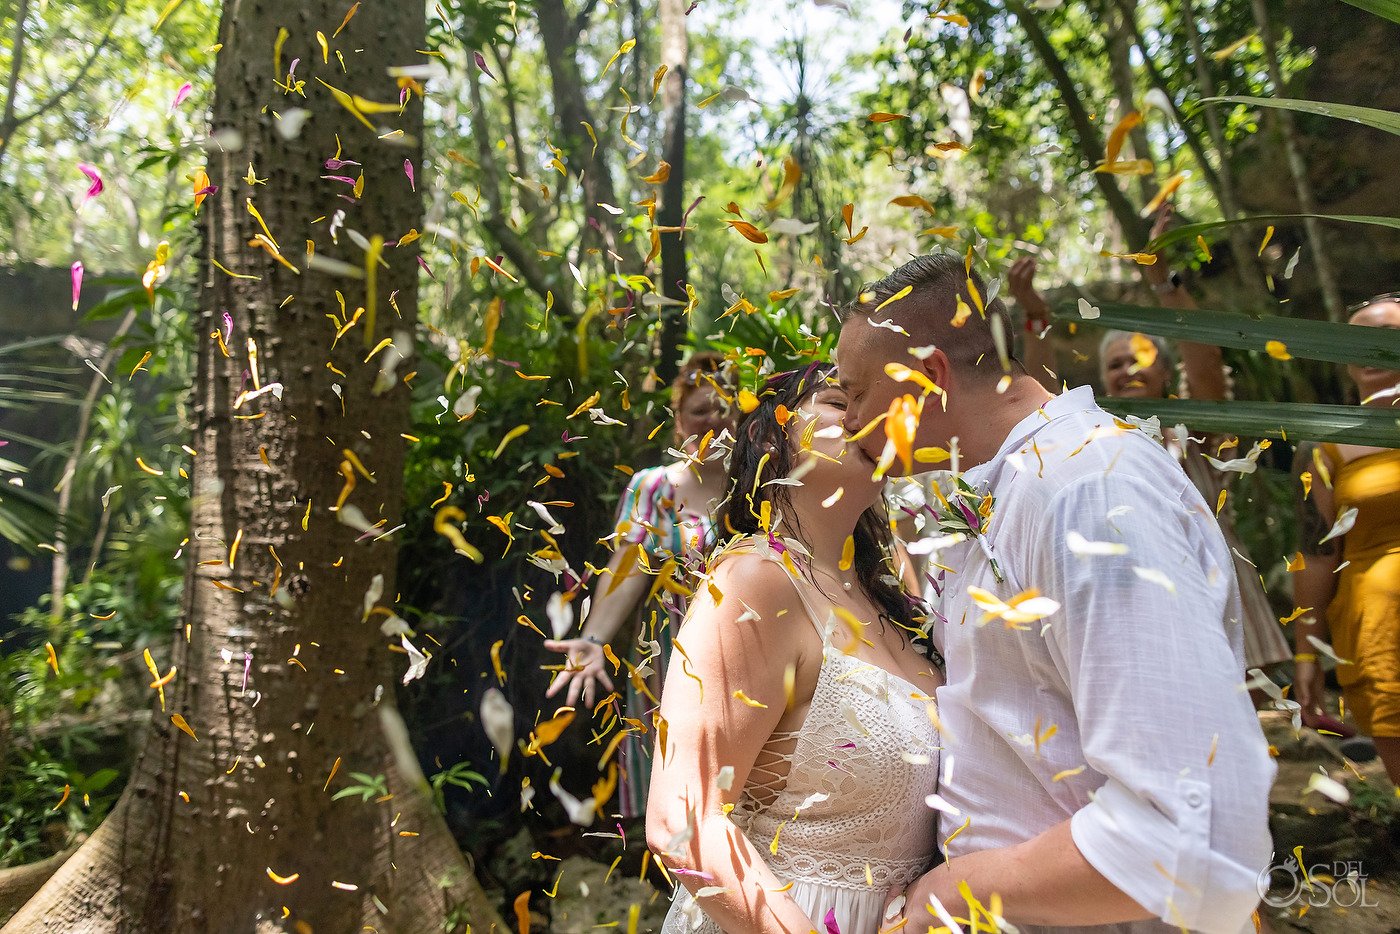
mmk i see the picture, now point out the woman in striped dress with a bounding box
[545,352,737,817]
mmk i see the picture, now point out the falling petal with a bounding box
[77,162,104,201]
[70,262,83,311]
[170,82,193,112]
[473,50,495,80]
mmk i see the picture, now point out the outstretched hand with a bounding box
[543,638,616,708]
[1008,256,1051,324]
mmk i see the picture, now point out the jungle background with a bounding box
[1,0,1398,929]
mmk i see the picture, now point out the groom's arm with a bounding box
[901,819,1151,926]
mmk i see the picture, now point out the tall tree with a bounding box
[4,1,500,930]
[1006,0,1152,246]
[654,0,690,383]
[1249,0,1345,320]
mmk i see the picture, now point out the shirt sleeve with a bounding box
[1028,471,1276,934]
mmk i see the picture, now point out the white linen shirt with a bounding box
[929,386,1275,934]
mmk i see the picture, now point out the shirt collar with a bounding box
[967,386,1100,481]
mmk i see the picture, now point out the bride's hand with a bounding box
[543,638,616,708]
[879,885,909,931]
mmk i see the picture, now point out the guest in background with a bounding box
[544,351,738,817]
[1009,208,1292,681]
[1292,294,1400,780]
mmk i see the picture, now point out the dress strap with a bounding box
[715,535,834,646]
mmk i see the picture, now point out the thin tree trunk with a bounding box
[5,1,501,930]
[1175,0,1272,294]
[49,308,139,622]
[654,0,689,384]
[1008,0,1151,246]
[536,0,627,264]
[1249,0,1345,320]
[0,0,32,171]
[467,68,575,320]
[1104,0,1156,204]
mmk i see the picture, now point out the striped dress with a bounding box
[610,465,718,818]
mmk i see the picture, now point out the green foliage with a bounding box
[1339,0,1400,24]
[429,761,490,813]
[331,772,391,803]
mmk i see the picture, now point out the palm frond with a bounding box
[1100,398,1400,448]
[1051,301,1400,370]
[1202,96,1400,137]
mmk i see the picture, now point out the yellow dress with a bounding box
[1322,445,1400,736]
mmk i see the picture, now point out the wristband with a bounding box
[1294,652,1318,663]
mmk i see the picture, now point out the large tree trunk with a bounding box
[4,2,500,931]
[654,0,689,384]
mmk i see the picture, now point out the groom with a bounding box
[836,253,1274,933]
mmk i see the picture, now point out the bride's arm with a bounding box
[646,554,821,934]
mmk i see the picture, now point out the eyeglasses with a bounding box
[1347,291,1400,315]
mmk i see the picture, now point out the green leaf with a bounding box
[1339,0,1400,23]
[1202,96,1400,137]
[1051,301,1400,370]
[1099,398,1400,449]
[1145,214,1400,253]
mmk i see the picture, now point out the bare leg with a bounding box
[1370,736,1400,786]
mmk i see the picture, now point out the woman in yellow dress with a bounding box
[1293,294,1400,783]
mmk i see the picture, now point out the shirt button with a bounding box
[1185,790,1205,808]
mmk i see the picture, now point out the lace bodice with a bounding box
[661,540,942,933]
[720,539,941,889]
[732,648,942,891]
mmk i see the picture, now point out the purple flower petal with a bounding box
[823,908,840,934]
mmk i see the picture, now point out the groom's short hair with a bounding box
[845,252,1016,381]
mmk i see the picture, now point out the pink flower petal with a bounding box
[824,908,840,934]
[404,159,415,192]
[170,82,193,112]
[78,163,104,200]
[71,261,83,311]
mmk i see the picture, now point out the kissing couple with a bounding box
[645,253,1276,934]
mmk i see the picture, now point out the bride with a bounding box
[646,363,943,933]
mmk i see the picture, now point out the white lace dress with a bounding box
[661,547,942,934]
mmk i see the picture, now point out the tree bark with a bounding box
[0,847,78,924]
[1249,0,1345,320]
[4,1,501,931]
[654,0,689,384]
[1007,0,1151,246]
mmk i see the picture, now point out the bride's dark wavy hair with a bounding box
[721,362,919,637]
